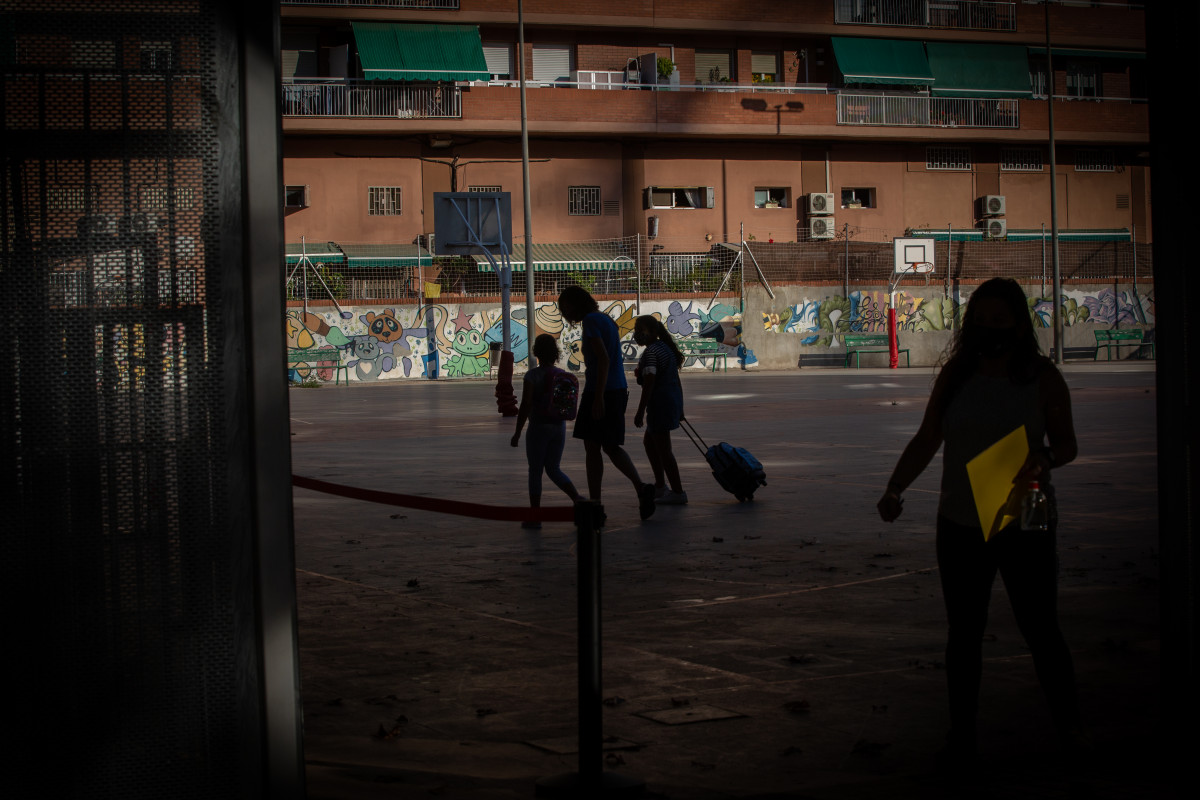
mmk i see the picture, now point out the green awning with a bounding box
[339,243,433,267]
[911,228,1131,243]
[926,43,1033,98]
[351,22,489,82]
[1028,47,1145,61]
[285,242,344,265]
[832,37,934,86]
[474,244,635,273]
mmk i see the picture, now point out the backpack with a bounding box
[537,367,579,422]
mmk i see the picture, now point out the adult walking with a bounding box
[557,286,656,520]
[876,277,1085,767]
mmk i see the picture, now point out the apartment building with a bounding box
[280,0,1149,255]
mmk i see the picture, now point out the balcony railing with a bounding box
[837,93,1020,128]
[282,80,461,118]
[281,1,459,8]
[834,0,1017,31]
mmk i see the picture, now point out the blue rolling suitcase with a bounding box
[680,418,767,502]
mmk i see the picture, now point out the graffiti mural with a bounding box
[283,298,756,382]
[763,287,1154,347]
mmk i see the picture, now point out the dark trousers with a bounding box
[936,515,1081,744]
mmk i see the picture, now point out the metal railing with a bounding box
[476,78,829,93]
[281,0,459,8]
[282,80,462,118]
[837,93,1020,128]
[834,0,1017,31]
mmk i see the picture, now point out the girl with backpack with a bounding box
[511,334,583,528]
[632,315,688,505]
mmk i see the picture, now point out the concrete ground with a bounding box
[288,364,1177,799]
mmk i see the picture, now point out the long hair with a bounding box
[939,277,1044,398]
[636,315,685,366]
[556,285,599,322]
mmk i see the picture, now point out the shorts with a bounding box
[572,389,628,447]
[645,385,683,434]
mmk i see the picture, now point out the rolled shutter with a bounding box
[532,44,572,84]
[482,43,512,79]
[695,50,732,83]
[751,51,777,77]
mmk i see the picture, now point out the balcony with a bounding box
[837,93,1019,128]
[282,80,462,118]
[834,0,1017,32]
[281,1,460,8]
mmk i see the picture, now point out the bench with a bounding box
[676,338,728,372]
[1093,328,1154,361]
[287,347,349,385]
[843,333,910,368]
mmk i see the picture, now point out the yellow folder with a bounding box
[966,425,1029,541]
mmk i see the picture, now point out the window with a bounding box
[532,43,573,85]
[1000,148,1044,172]
[482,42,513,81]
[48,184,98,212]
[468,185,502,194]
[840,187,875,209]
[140,41,173,72]
[284,185,309,209]
[754,187,789,208]
[568,186,601,216]
[645,186,715,209]
[751,52,779,84]
[139,185,196,211]
[1065,61,1100,98]
[926,146,972,171]
[1075,149,1115,172]
[367,186,402,215]
[695,49,734,85]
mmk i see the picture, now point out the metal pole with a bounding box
[519,0,535,364]
[739,222,745,314]
[1045,1,1064,364]
[636,233,642,314]
[843,222,849,299]
[1041,223,1047,299]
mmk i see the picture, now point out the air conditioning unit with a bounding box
[981,218,1007,239]
[980,195,1006,216]
[120,212,158,235]
[807,192,835,215]
[77,215,116,237]
[808,216,836,239]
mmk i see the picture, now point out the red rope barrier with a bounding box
[292,475,576,523]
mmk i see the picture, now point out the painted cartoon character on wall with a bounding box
[444,328,491,377]
[346,336,390,382]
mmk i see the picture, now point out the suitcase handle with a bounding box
[678,416,709,456]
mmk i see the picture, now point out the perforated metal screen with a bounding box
[2,2,289,796]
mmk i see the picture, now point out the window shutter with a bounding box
[281,50,300,79]
[706,187,715,208]
[482,43,513,79]
[644,187,653,209]
[751,52,777,75]
[532,44,572,84]
[695,50,732,83]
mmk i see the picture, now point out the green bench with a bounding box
[676,338,728,372]
[1093,328,1154,361]
[287,347,349,385]
[843,333,910,368]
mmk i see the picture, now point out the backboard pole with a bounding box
[519,0,535,365]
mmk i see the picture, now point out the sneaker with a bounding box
[657,490,688,505]
[638,483,657,520]
[654,485,668,499]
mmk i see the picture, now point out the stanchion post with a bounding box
[536,501,644,798]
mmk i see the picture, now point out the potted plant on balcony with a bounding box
[656,56,678,90]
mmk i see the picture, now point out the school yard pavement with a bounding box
[288,363,1179,799]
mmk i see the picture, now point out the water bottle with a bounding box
[1020,481,1048,531]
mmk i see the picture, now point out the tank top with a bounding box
[938,369,1051,527]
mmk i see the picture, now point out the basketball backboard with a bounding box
[433,192,513,256]
[893,237,936,274]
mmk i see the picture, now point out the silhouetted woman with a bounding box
[877,277,1085,767]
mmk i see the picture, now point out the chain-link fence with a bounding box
[285,225,1151,306]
